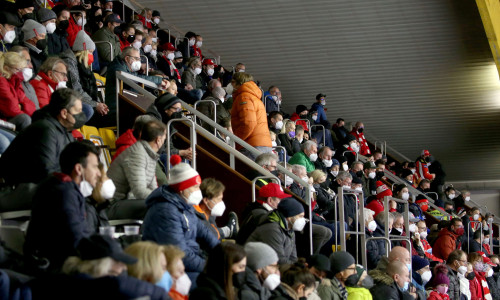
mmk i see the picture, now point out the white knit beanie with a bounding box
[168,155,201,191]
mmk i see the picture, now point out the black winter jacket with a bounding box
[47,30,70,56]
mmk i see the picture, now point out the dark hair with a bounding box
[447,249,465,265]
[336,118,344,124]
[48,88,81,118]
[473,229,483,240]
[59,141,100,175]
[140,120,166,142]
[445,186,456,193]
[267,85,277,92]
[374,159,385,167]
[295,125,304,135]
[449,218,462,229]
[184,31,196,39]
[418,179,430,187]
[132,115,155,139]
[443,201,454,209]
[204,242,246,300]
[281,265,316,291]
[268,111,282,120]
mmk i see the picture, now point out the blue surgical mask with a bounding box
[406,263,412,272]
[401,281,409,292]
[156,271,173,292]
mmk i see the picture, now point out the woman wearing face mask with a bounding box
[0,51,35,131]
[142,155,220,284]
[411,256,432,299]
[469,252,493,300]
[191,242,247,300]
[194,178,237,241]
[456,262,472,300]
[163,245,190,300]
[141,36,157,70]
[271,265,315,300]
[363,208,387,270]
[61,31,108,118]
[278,119,296,157]
[247,198,306,264]
[428,264,451,300]
[326,158,340,185]
[66,7,87,47]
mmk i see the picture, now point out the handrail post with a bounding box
[294,119,311,132]
[272,145,287,163]
[311,124,326,147]
[166,118,197,175]
[194,100,217,136]
[140,55,149,75]
[251,176,281,203]
[94,41,114,63]
[338,187,366,266]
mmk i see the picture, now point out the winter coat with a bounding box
[264,93,280,114]
[277,133,294,156]
[428,291,450,300]
[486,276,499,300]
[22,80,39,109]
[433,228,460,260]
[24,173,92,269]
[290,112,310,131]
[112,129,137,161]
[317,277,344,300]
[190,270,227,300]
[48,30,70,56]
[0,114,74,185]
[311,102,331,128]
[444,264,462,300]
[24,43,47,76]
[271,283,298,300]
[288,151,316,173]
[0,73,36,119]
[237,267,272,300]
[142,185,220,273]
[369,268,414,300]
[469,276,482,300]
[181,67,199,89]
[30,71,57,108]
[197,96,231,132]
[366,223,387,270]
[92,27,121,63]
[415,157,433,182]
[231,81,272,148]
[107,140,159,200]
[145,100,180,155]
[66,17,82,47]
[85,197,110,234]
[246,210,297,264]
[349,130,371,156]
[60,49,98,107]
[237,201,271,245]
[193,204,223,240]
[409,203,426,221]
[346,286,373,300]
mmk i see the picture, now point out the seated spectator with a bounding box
[9,45,40,108]
[467,230,488,254]
[469,252,495,300]
[163,244,191,298]
[272,265,316,299]
[440,186,457,210]
[277,119,297,156]
[190,34,203,58]
[370,261,414,300]
[289,164,308,199]
[99,46,167,127]
[400,168,414,186]
[117,24,135,50]
[102,0,113,11]
[21,19,47,75]
[416,220,443,263]
[244,242,280,295]
[428,264,451,300]
[92,13,122,65]
[197,86,230,133]
[364,208,387,270]
[317,251,356,299]
[37,8,56,35]
[327,158,340,183]
[311,169,335,215]
[142,155,219,282]
[365,181,396,218]
[197,58,215,91]
[30,57,70,107]
[0,11,21,52]
[268,111,283,134]
[362,161,377,197]
[306,255,330,294]
[61,31,108,118]
[350,160,364,179]
[264,85,282,114]
[113,114,155,160]
[194,178,237,240]
[141,36,157,70]
[288,140,318,173]
[131,29,144,52]
[0,51,35,130]
[66,6,86,47]
[237,182,291,245]
[290,104,310,131]
[85,163,112,233]
[176,31,195,59]
[433,218,464,261]
[230,72,272,159]
[0,89,81,188]
[337,134,359,166]
[246,198,305,264]
[201,78,221,99]
[411,256,431,298]
[137,8,153,29]
[349,121,371,156]
[180,56,203,103]
[453,189,470,212]
[107,120,166,219]
[157,42,179,80]
[314,146,334,175]
[190,242,246,299]
[24,141,100,270]
[409,195,429,221]
[462,206,481,242]
[344,264,374,299]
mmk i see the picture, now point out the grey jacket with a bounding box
[107,140,159,200]
[317,277,344,300]
[22,81,39,109]
[60,49,96,107]
[181,67,198,89]
[92,27,121,63]
[197,96,231,132]
[445,264,462,300]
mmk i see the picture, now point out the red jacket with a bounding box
[350,130,371,155]
[112,129,137,161]
[433,228,460,260]
[66,17,82,47]
[475,271,491,300]
[30,72,57,108]
[469,276,482,300]
[191,45,202,58]
[428,291,450,300]
[137,15,152,29]
[415,157,433,182]
[290,112,309,131]
[365,199,396,217]
[119,37,131,51]
[0,73,36,120]
[421,238,444,262]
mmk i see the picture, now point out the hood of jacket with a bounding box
[232,80,261,100]
[115,129,137,150]
[438,227,459,240]
[267,210,290,232]
[370,268,395,286]
[59,48,76,61]
[145,185,192,212]
[36,71,58,90]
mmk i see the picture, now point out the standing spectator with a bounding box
[92,13,122,65]
[349,121,371,156]
[9,45,40,108]
[462,206,481,244]
[24,141,100,271]
[0,51,35,130]
[47,6,70,55]
[21,19,47,79]
[230,72,272,160]
[0,11,21,52]
[310,93,334,148]
[142,155,220,282]
[190,34,203,58]
[288,140,318,173]
[414,149,435,183]
[317,251,356,300]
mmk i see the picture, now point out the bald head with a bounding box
[387,261,408,277]
[388,246,410,264]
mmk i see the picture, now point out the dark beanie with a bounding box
[401,169,413,178]
[154,93,181,112]
[352,176,362,184]
[329,251,355,274]
[152,10,160,17]
[16,0,34,9]
[296,105,308,115]
[412,255,429,271]
[277,198,304,218]
[346,134,356,142]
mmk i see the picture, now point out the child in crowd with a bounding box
[428,264,450,300]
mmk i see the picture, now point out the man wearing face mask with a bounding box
[264,85,282,114]
[268,111,284,134]
[361,161,377,197]
[107,120,166,219]
[0,89,83,191]
[117,24,135,50]
[47,6,71,56]
[416,220,443,263]
[92,13,122,65]
[0,11,21,52]
[247,198,306,264]
[411,256,431,300]
[31,57,70,107]
[433,218,464,261]
[288,140,318,173]
[24,141,100,271]
[371,261,415,300]
[244,242,280,296]
[21,19,47,75]
[197,86,230,133]
[290,104,311,132]
[37,8,56,37]
[349,121,371,156]
[414,149,435,183]
[151,10,161,31]
[409,195,429,221]
[12,0,35,40]
[195,178,239,241]
[197,58,215,91]
[142,155,220,283]
[190,34,203,58]
[180,56,204,103]
[461,206,481,242]
[314,146,335,175]
[317,251,357,300]
[66,6,86,47]
[349,161,364,180]
[336,134,358,166]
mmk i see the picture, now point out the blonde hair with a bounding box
[269,131,276,140]
[75,50,92,69]
[281,119,294,134]
[163,245,185,276]
[0,52,27,79]
[125,241,165,284]
[62,256,114,278]
[310,169,326,183]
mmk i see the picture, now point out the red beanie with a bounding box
[376,181,392,199]
[167,155,201,192]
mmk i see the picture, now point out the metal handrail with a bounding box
[194,99,217,135]
[175,37,190,58]
[294,119,311,132]
[338,187,366,267]
[374,141,387,156]
[466,220,483,251]
[365,236,391,257]
[94,41,114,62]
[140,54,149,75]
[251,176,280,202]
[311,124,326,146]
[272,145,287,163]
[342,150,359,161]
[166,118,196,172]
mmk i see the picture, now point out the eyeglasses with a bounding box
[127,55,141,61]
[53,70,68,78]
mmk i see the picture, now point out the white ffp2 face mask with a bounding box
[22,68,33,82]
[132,41,141,49]
[207,68,214,76]
[275,120,283,130]
[186,189,203,205]
[131,60,141,72]
[175,273,191,296]
[292,217,307,231]
[196,41,202,48]
[263,273,280,290]
[368,220,377,232]
[210,200,226,217]
[46,22,56,34]
[100,179,116,199]
[167,52,175,60]
[309,153,318,162]
[194,67,202,75]
[3,30,15,43]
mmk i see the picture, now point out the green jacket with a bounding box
[317,277,345,300]
[92,27,121,63]
[346,286,373,300]
[288,151,316,173]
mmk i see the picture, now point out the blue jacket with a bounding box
[142,186,219,273]
[263,92,279,114]
[311,102,330,128]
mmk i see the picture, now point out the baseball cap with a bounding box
[259,183,291,199]
[422,149,431,156]
[77,235,138,264]
[105,13,124,24]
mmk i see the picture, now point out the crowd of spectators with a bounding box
[0,0,498,299]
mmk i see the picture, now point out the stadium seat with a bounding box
[99,128,117,155]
